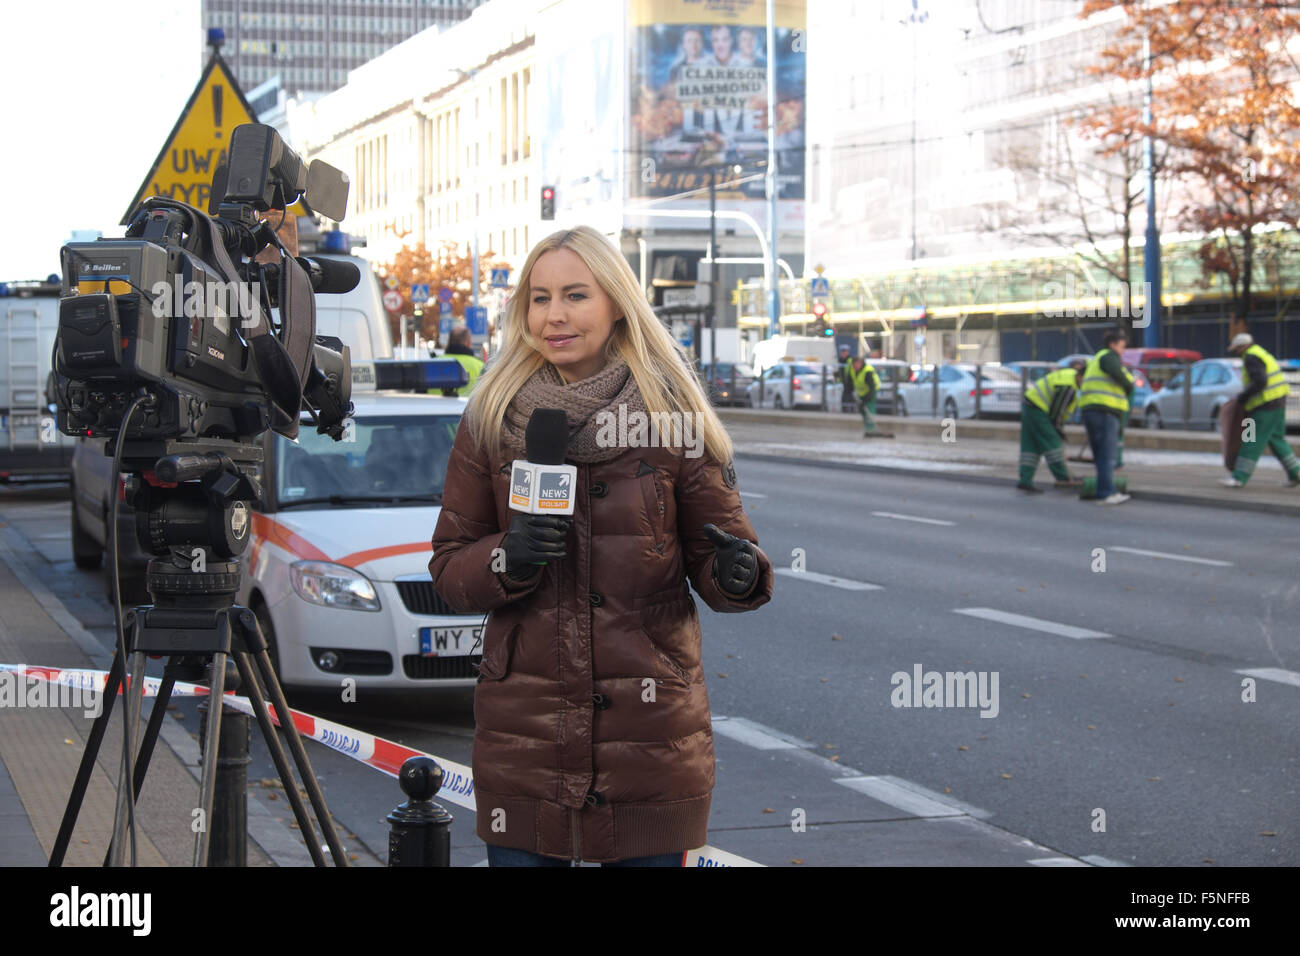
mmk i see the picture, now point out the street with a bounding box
[2,448,1294,867]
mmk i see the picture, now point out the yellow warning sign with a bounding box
[121,52,257,223]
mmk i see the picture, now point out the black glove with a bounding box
[703,523,758,596]
[502,513,571,580]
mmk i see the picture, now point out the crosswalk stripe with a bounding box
[834,775,976,818]
[774,568,883,590]
[953,607,1110,639]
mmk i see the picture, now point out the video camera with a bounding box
[52,123,355,452]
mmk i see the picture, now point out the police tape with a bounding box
[1,662,762,867]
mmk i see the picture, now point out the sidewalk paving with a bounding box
[719,409,1300,516]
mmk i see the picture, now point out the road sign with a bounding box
[385,275,400,290]
[438,286,454,304]
[382,290,403,313]
[439,316,453,336]
[810,276,830,298]
[914,333,926,347]
[123,52,258,223]
[490,268,510,289]
[466,305,488,336]
[410,283,430,304]
[439,302,452,318]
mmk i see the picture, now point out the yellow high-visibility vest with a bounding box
[1025,367,1079,419]
[1241,344,1290,411]
[1078,349,1128,413]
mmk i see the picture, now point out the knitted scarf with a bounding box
[500,359,648,463]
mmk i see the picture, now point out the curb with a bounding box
[733,450,1300,517]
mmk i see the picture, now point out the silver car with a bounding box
[896,364,1024,419]
[747,361,842,409]
[1142,358,1240,431]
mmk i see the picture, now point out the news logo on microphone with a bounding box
[511,408,577,515]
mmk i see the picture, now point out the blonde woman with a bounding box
[430,225,773,866]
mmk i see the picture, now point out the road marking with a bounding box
[1080,855,1132,867]
[738,491,767,498]
[1109,546,1232,567]
[953,607,1110,640]
[1028,857,1089,867]
[834,775,975,818]
[871,511,956,526]
[711,715,814,750]
[774,568,883,591]
[1235,667,1300,688]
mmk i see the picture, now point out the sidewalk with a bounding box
[719,409,1300,516]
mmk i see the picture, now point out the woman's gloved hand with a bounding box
[703,523,758,596]
[502,513,572,580]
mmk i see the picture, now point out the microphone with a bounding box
[296,256,360,295]
[510,408,576,515]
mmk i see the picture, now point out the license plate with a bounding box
[419,625,483,657]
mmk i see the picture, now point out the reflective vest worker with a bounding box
[434,327,485,397]
[1078,332,1134,505]
[845,357,881,436]
[1017,364,1083,492]
[1222,333,1299,488]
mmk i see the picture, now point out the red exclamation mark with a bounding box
[212,85,223,139]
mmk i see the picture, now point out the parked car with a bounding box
[860,358,912,415]
[69,437,153,603]
[236,388,485,691]
[703,362,755,406]
[1142,358,1240,431]
[895,364,1023,419]
[1122,347,1202,392]
[1003,361,1056,386]
[747,361,841,409]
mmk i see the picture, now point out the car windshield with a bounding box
[276,413,460,507]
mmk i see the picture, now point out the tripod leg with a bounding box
[108,651,149,867]
[232,651,328,867]
[192,652,228,866]
[238,610,348,866]
[101,669,176,867]
[49,647,126,867]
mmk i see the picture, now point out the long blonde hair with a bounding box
[465,225,734,464]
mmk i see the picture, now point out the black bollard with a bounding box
[387,756,453,866]
[198,658,250,867]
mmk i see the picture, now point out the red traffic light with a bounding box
[811,301,827,319]
[542,187,554,199]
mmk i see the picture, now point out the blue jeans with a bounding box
[486,845,682,867]
[1082,407,1120,498]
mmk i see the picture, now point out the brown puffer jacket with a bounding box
[429,418,773,862]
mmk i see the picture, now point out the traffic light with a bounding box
[541,185,555,220]
[811,300,833,336]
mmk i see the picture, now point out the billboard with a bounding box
[628,0,806,206]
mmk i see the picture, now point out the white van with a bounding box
[750,335,840,374]
[310,253,394,361]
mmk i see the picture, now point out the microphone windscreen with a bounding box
[525,408,569,465]
[306,256,361,294]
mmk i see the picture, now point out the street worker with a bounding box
[837,343,855,411]
[1079,330,1134,505]
[1221,333,1299,488]
[844,354,885,437]
[432,325,485,396]
[1016,361,1085,493]
[430,225,773,866]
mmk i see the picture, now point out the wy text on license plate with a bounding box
[420,625,483,657]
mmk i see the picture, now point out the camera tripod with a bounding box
[48,446,347,867]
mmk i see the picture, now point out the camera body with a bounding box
[51,123,353,451]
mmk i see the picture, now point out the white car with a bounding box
[237,380,483,692]
[896,364,1024,419]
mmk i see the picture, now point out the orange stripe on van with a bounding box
[250,514,331,563]
[337,541,432,568]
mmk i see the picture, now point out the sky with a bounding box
[0,1,202,280]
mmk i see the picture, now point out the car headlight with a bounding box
[289,561,381,611]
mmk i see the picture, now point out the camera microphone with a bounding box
[297,256,360,295]
[510,408,576,515]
